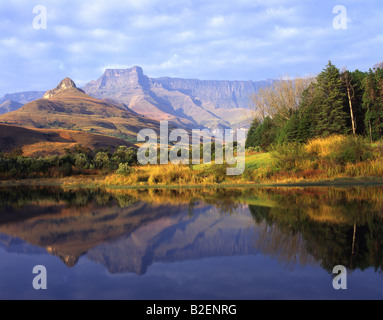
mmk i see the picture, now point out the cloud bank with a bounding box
[0,0,382,95]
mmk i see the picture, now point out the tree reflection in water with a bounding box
[0,186,382,275]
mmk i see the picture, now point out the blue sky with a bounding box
[0,0,382,96]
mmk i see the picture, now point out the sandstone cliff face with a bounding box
[83,66,269,129]
[151,77,270,110]
[86,67,151,94]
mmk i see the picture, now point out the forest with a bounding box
[246,61,383,149]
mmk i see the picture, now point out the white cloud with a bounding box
[54,25,76,38]
[0,37,18,48]
[273,26,300,39]
[209,16,225,28]
[131,15,177,29]
[0,0,382,96]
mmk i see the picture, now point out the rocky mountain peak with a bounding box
[44,77,85,99]
[104,66,144,77]
[91,66,151,91]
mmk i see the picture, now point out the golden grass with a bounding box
[344,159,383,177]
[105,164,206,186]
[0,93,160,141]
[262,135,383,183]
[99,136,383,187]
[0,123,134,157]
[305,135,346,157]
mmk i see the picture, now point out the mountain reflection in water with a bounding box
[0,186,383,276]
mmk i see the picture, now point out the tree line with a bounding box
[0,146,138,179]
[246,61,383,150]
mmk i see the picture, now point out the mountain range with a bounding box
[0,77,161,144]
[0,66,271,130]
[0,100,23,114]
[83,66,271,129]
[0,91,45,106]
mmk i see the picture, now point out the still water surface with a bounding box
[0,186,382,300]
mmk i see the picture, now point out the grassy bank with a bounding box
[103,135,383,188]
[2,174,383,190]
[1,135,382,189]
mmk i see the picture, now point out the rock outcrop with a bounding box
[43,77,86,99]
[83,66,270,129]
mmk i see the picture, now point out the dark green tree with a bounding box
[277,111,300,143]
[363,68,383,141]
[314,61,349,136]
[245,118,261,149]
[350,69,368,135]
[245,117,278,150]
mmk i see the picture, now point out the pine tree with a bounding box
[350,69,368,135]
[245,117,277,150]
[363,68,383,141]
[295,84,319,142]
[297,104,317,142]
[277,111,300,143]
[245,118,260,149]
[314,61,349,136]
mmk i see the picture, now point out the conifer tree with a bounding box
[314,61,349,136]
[363,68,383,141]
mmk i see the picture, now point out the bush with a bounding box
[75,153,89,170]
[271,142,309,171]
[94,152,110,170]
[246,146,262,153]
[329,136,373,165]
[202,164,228,183]
[113,146,138,166]
[117,163,135,176]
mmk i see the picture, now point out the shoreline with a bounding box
[1,176,383,189]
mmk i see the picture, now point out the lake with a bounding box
[0,186,382,300]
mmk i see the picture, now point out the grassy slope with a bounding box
[0,94,160,141]
[193,153,272,171]
[0,123,135,157]
[1,135,383,188]
[245,153,273,170]
[101,136,383,188]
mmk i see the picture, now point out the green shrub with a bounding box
[117,163,135,176]
[199,164,228,183]
[246,146,262,153]
[330,136,373,165]
[74,153,89,170]
[271,142,309,171]
[94,152,110,170]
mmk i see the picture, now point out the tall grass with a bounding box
[256,135,383,182]
[103,135,383,187]
[105,164,199,186]
[104,163,237,186]
[305,135,346,158]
